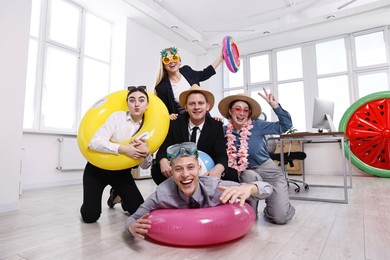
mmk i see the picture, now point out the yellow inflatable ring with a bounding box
[77,90,170,170]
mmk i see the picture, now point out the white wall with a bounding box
[0,0,32,213]
[21,134,84,189]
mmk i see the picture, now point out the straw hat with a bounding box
[218,93,261,120]
[179,84,215,110]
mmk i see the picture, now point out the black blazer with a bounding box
[155,65,216,115]
[156,113,228,171]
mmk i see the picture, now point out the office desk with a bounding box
[279,132,351,204]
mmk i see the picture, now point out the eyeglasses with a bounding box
[128,85,147,92]
[231,106,251,115]
[167,142,198,160]
[162,54,180,65]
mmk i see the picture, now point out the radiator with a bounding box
[57,138,86,171]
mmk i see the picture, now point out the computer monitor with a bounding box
[312,97,336,132]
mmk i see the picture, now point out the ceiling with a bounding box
[81,0,390,53]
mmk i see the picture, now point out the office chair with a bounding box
[260,112,309,193]
[266,135,309,193]
[269,150,309,192]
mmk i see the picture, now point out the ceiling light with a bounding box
[326,14,336,20]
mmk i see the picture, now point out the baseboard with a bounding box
[0,201,19,214]
[22,179,82,190]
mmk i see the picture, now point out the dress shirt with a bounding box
[126,176,273,231]
[188,121,204,144]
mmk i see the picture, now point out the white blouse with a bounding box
[88,111,152,169]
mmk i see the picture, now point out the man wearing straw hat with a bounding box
[218,88,295,224]
[151,84,232,185]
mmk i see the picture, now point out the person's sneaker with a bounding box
[107,188,121,208]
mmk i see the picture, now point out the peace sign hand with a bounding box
[258,88,279,109]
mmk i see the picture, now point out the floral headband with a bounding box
[160,47,180,65]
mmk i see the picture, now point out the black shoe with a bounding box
[107,188,119,208]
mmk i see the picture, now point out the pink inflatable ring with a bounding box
[147,202,256,246]
[222,36,240,73]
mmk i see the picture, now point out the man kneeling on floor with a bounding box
[126,142,273,239]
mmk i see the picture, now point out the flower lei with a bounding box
[225,120,253,174]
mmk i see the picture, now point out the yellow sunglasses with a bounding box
[162,54,180,65]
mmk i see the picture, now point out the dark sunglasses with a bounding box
[128,85,147,92]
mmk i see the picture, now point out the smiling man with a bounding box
[151,84,233,184]
[127,142,273,239]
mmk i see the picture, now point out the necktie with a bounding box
[190,126,199,143]
[189,197,200,208]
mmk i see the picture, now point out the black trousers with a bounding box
[80,162,144,223]
[151,162,239,185]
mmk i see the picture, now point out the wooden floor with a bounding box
[1,175,390,260]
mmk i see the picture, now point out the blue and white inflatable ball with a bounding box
[198,151,215,175]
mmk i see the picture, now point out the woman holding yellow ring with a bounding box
[80,86,150,223]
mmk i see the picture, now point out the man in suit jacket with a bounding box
[151,84,229,185]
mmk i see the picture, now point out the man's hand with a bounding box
[217,184,258,207]
[204,164,224,178]
[128,213,151,240]
[159,158,172,178]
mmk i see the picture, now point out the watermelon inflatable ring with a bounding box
[222,36,240,73]
[339,91,390,177]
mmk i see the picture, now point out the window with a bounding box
[354,31,387,67]
[249,54,270,84]
[276,48,303,81]
[317,76,350,128]
[357,72,389,98]
[315,38,349,129]
[277,81,306,131]
[353,29,389,99]
[223,58,244,89]
[24,0,112,133]
[316,38,347,75]
[276,47,305,131]
[222,26,390,132]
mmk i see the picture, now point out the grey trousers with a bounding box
[240,159,295,224]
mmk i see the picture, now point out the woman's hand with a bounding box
[128,213,151,240]
[169,113,178,120]
[119,140,149,159]
[131,139,150,157]
[213,116,223,123]
[258,88,279,109]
